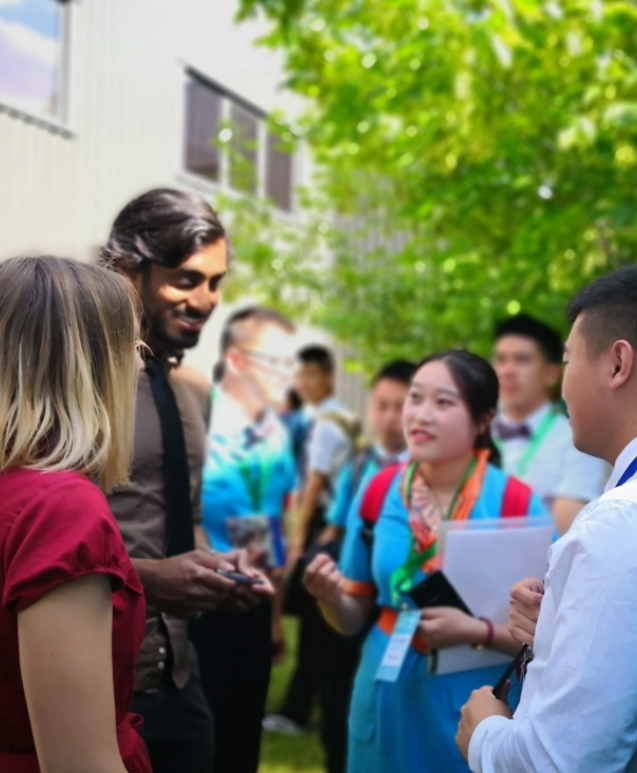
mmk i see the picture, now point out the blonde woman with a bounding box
[0,256,151,773]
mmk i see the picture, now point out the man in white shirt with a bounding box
[492,313,608,533]
[457,265,637,772]
[288,345,359,563]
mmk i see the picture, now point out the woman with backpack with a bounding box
[304,350,546,773]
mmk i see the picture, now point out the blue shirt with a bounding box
[201,388,296,554]
[326,448,409,530]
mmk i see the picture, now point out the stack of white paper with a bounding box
[432,518,554,675]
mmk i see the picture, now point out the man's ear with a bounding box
[609,340,635,391]
[224,348,243,376]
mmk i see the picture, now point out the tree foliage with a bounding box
[230,0,637,368]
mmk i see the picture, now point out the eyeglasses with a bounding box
[238,348,297,373]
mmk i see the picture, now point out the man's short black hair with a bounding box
[494,313,563,364]
[298,345,335,374]
[372,360,418,387]
[568,265,637,356]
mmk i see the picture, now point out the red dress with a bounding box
[0,469,151,773]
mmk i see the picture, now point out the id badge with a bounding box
[375,610,421,683]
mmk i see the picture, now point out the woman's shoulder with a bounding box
[1,469,117,541]
[1,470,136,614]
[484,463,509,484]
[377,464,408,515]
[480,464,543,516]
[0,469,105,512]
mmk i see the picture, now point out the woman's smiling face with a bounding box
[403,360,481,465]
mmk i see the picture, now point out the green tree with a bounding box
[229,0,637,369]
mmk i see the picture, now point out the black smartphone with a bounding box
[492,644,528,700]
[217,570,264,587]
[407,570,472,615]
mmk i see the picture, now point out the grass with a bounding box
[259,617,325,773]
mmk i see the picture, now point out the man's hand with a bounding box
[456,686,513,762]
[134,551,238,618]
[417,607,487,649]
[509,577,544,645]
[304,554,343,604]
[218,550,275,614]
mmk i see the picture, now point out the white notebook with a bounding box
[431,517,554,675]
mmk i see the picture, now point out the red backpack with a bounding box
[359,464,532,547]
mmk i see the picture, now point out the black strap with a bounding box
[145,357,195,556]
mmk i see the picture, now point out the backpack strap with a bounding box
[349,447,376,501]
[359,464,402,546]
[500,476,533,517]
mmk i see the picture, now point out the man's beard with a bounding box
[145,310,203,351]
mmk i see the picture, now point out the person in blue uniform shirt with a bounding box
[458,266,637,773]
[320,360,417,546]
[190,306,297,773]
[304,349,545,773]
[266,344,361,773]
[492,313,608,534]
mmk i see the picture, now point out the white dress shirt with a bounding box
[469,436,637,773]
[496,402,608,507]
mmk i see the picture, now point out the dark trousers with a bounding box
[130,647,214,773]
[190,602,272,773]
[281,588,362,773]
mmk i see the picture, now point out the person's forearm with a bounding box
[318,593,373,636]
[490,622,523,656]
[194,524,210,551]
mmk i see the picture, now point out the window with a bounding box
[183,70,294,211]
[0,0,70,124]
[266,131,293,212]
[185,76,222,182]
[229,103,258,195]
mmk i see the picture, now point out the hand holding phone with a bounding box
[492,644,528,700]
[216,569,264,587]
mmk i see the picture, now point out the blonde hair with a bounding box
[0,256,139,492]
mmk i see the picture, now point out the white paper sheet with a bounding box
[432,518,554,675]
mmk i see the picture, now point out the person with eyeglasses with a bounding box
[190,306,298,773]
[266,345,362,773]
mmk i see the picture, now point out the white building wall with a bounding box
[0,0,368,418]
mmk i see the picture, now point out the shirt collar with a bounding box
[605,436,637,492]
[142,349,183,374]
[212,386,272,438]
[303,395,341,421]
[500,401,553,433]
[373,444,409,463]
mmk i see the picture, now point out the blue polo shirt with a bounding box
[201,388,296,556]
